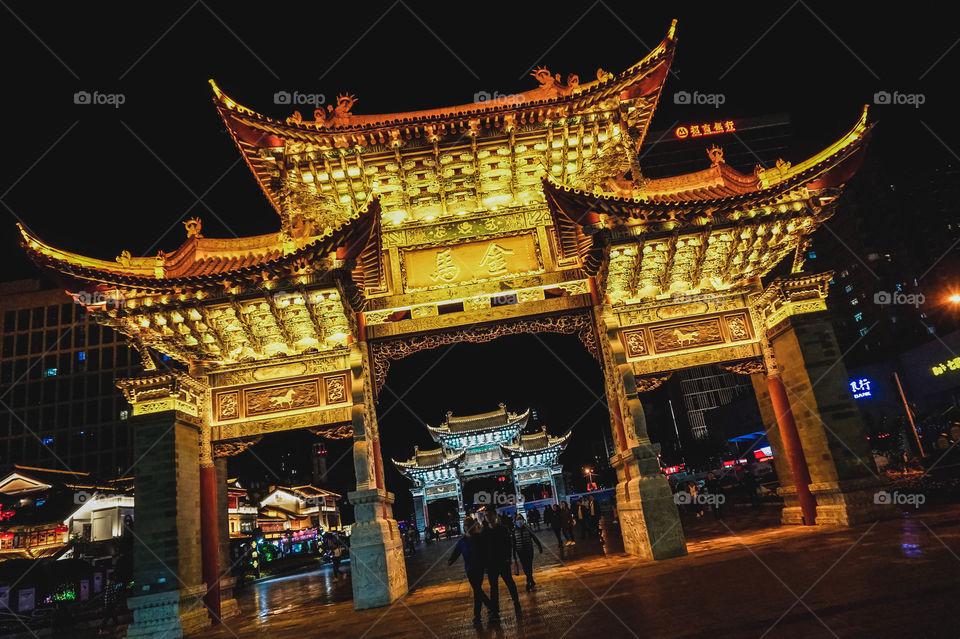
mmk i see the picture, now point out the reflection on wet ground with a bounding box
[192,505,960,638]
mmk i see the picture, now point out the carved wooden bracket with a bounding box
[634,373,673,393]
[719,357,765,376]
[368,311,599,394]
[212,436,262,458]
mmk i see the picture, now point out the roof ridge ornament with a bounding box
[707,145,724,166]
[184,217,203,239]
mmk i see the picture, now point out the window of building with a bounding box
[43,368,57,377]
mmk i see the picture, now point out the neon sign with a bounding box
[932,356,960,376]
[674,120,736,139]
[849,377,873,399]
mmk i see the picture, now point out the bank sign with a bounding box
[849,377,873,400]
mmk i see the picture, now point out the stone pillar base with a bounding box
[125,586,209,639]
[810,478,898,525]
[778,486,805,525]
[219,576,240,619]
[348,488,408,610]
[612,446,686,560]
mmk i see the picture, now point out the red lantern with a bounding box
[55,525,68,534]
[0,532,14,540]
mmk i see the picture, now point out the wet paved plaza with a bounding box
[190,506,960,638]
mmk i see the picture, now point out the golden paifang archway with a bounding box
[18,20,893,636]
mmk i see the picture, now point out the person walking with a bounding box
[705,472,725,520]
[481,509,521,620]
[543,503,554,530]
[326,532,344,576]
[529,506,541,531]
[449,515,493,625]
[99,573,120,630]
[510,513,543,591]
[742,470,760,508]
[560,501,576,546]
[576,499,593,540]
[549,503,563,549]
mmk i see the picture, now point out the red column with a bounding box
[767,375,817,525]
[200,464,221,622]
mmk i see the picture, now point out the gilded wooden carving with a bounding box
[651,317,724,353]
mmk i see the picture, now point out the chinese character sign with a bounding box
[403,233,540,290]
[429,248,460,283]
[478,242,515,276]
[932,356,960,376]
[849,378,872,399]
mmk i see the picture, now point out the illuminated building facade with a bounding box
[17,20,895,634]
[393,405,569,533]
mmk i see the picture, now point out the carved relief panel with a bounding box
[618,308,758,361]
[213,372,351,423]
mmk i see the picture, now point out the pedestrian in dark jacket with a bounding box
[560,501,576,545]
[481,509,521,620]
[549,503,563,548]
[528,506,541,531]
[511,514,543,591]
[449,515,492,624]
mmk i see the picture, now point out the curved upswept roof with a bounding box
[500,427,572,455]
[211,21,676,139]
[393,448,465,472]
[17,198,381,294]
[210,21,677,215]
[543,105,873,224]
[426,406,531,437]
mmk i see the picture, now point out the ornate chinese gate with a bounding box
[19,21,892,638]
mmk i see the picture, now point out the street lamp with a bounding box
[583,466,595,491]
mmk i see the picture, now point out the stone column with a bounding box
[213,455,239,618]
[347,342,407,609]
[193,365,221,625]
[116,373,210,638]
[767,312,894,524]
[595,307,686,560]
[758,342,817,525]
[411,489,427,535]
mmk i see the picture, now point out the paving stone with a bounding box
[187,506,960,638]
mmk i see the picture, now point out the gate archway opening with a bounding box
[375,331,610,534]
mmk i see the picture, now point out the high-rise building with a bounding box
[810,158,960,367]
[0,280,140,477]
[674,365,754,439]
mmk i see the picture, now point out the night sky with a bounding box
[2,3,956,517]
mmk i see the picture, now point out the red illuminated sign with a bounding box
[661,464,686,475]
[675,120,736,139]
